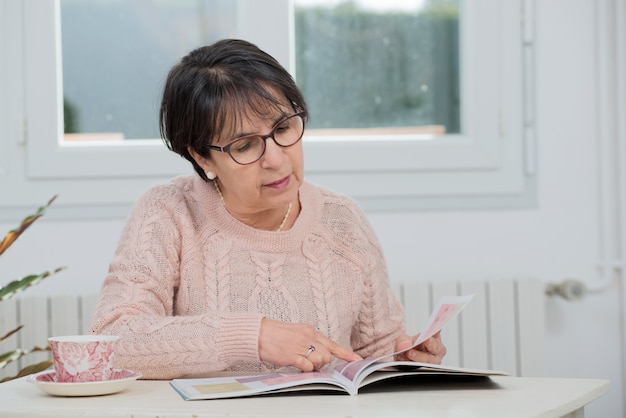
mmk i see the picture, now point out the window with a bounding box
[0,0,533,218]
[298,0,531,208]
[295,0,461,134]
[60,1,238,142]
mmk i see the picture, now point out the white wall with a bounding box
[1,1,623,417]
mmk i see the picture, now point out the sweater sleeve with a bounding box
[89,186,263,379]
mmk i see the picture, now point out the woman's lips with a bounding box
[266,175,290,190]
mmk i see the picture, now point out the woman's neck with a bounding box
[213,179,295,231]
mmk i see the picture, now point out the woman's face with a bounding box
[191,97,304,227]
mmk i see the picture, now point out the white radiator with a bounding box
[0,279,545,380]
[0,293,100,380]
[391,278,545,377]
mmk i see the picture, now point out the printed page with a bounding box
[412,294,475,346]
[378,294,475,362]
[170,371,351,400]
[331,294,475,385]
[170,294,475,400]
[354,362,508,390]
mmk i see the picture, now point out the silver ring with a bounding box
[305,345,316,358]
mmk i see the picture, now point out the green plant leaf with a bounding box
[0,345,49,370]
[0,195,58,257]
[0,195,63,384]
[0,348,25,367]
[0,359,53,383]
[0,267,66,302]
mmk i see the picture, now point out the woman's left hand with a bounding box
[393,331,446,364]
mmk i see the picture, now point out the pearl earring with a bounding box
[206,171,216,180]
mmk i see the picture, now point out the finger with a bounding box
[395,334,414,352]
[304,344,329,368]
[292,354,316,372]
[420,332,445,356]
[304,349,331,371]
[293,342,334,371]
[423,340,440,355]
[316,336,362,362]
[404,348,442,364]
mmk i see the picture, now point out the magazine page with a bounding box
[386,294,475,361]
[334,294,475,384]
[353,360,508,389]
[170,371,353,400]
[169,293,477,400]
[411,294,475,346]
[354,362,509,390]
[304,294,476,386]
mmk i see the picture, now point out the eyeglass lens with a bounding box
[229,114,304,164]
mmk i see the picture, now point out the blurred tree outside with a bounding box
[295,0,460,133]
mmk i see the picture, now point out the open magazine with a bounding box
[170,294,507,400]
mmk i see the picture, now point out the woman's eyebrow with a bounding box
[271,111,291,126]
[231,111,291,139]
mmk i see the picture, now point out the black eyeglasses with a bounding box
[208,111,306,165]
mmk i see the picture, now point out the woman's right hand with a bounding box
[258,318,362,372]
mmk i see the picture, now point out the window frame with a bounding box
[0,0,533,220]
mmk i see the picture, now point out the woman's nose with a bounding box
[259,136,284,167]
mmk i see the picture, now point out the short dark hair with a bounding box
[159,39,308,180]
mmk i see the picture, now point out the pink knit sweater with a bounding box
[90,175,405,379]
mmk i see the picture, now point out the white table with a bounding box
[0,374,609,418]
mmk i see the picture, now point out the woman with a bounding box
[90,39,445,379]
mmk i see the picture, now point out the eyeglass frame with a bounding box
[207,111,307,165]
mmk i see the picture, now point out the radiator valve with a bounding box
[545,279,587,300]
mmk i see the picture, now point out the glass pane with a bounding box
[294,0,461,135]
[60,0,236,142]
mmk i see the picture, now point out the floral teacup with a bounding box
[48,335,119,383]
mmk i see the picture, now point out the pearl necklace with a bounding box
[213,180,292,232]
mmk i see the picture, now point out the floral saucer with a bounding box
[28,369,142,397]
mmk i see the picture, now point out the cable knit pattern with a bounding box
[303,236,340,341]
[90,175,405,379]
